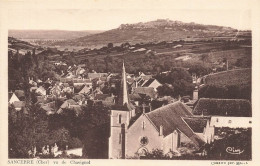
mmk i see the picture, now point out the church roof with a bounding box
[193,98,251,117]
[146,101,204,147]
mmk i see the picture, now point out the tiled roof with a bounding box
[66,99,78,105]
[146,101,204,147]
[72,78,92,83]
[193,98,252,117]
[73,94,85,101]
[141,75,152,80]
[8,92,16,101]
[88,73,108,79]
[100,77,107,82]
[12,101,25,108]
[132,87,157,99]
[142,78,155,87]
[41,105,54,112]
[63,83,70,87]
[94,94,110,101]
[14,90,25,100]
[74,85,84,94]
[129,94,142,101]
[182,117,208,133]
[126,78,135,84]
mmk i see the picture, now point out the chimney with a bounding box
[193,86,198,100]
[149,103,152,112]
[142,104,145,114]
[159,125,163,136]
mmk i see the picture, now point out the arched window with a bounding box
[118,114,122,124]
[137,147,148,157]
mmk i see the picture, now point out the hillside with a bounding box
[54,19,243,47]
[204,68,251,86]
[9,30,104,40]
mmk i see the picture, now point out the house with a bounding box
[49,85,62,96]
[14,90,25,101]
[129,94,142,106]
[193,98,252,128]
[35,86,47,96]
[93,94,115,106]
[73,94,87,105]
[141,78,162,91]
[12,101,25,111]
[30,87,38,92]
[182,117,214,144]
[9,92,20,104]
[88,73,108,80]
[75,67,85,75]
[29,78,37,87]
[57,99,82,115]
[41,101,56,115]
[132,87,157,100]
[132,48,147,53]
[193,98,251,117]
[72,78,92,87]
[108,62,208,159]
[74,85,91,95]
[135,75,153,87]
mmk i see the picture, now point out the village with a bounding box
[8,47,252,159]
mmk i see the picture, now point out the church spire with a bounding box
[122,61,128,105]
[118,61,129,105]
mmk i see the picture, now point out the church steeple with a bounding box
[118,61,129,105]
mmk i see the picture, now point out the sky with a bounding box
[6,0,252,31]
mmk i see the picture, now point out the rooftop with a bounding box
[146,101,204,146]
[193,98,252,117]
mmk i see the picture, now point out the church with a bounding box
[108,63,214,159]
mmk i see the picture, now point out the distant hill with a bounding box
[54,19,240,47]
[8,30,104,40]
[8,37,40,55]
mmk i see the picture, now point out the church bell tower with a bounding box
[108,61,135,159]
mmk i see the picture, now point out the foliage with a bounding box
[155,68,194,97]
[205,128,251,160]
[157,84,174,97]
[8,105,71,158]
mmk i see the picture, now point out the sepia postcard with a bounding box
[0,0,260,165]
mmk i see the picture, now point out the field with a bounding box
[72,40,251,70]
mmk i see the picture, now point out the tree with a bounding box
[157,84,174,97]
[104,55,113,72]
[155,68,194,97]
[201,54,209,65]
[107,43,113,49]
